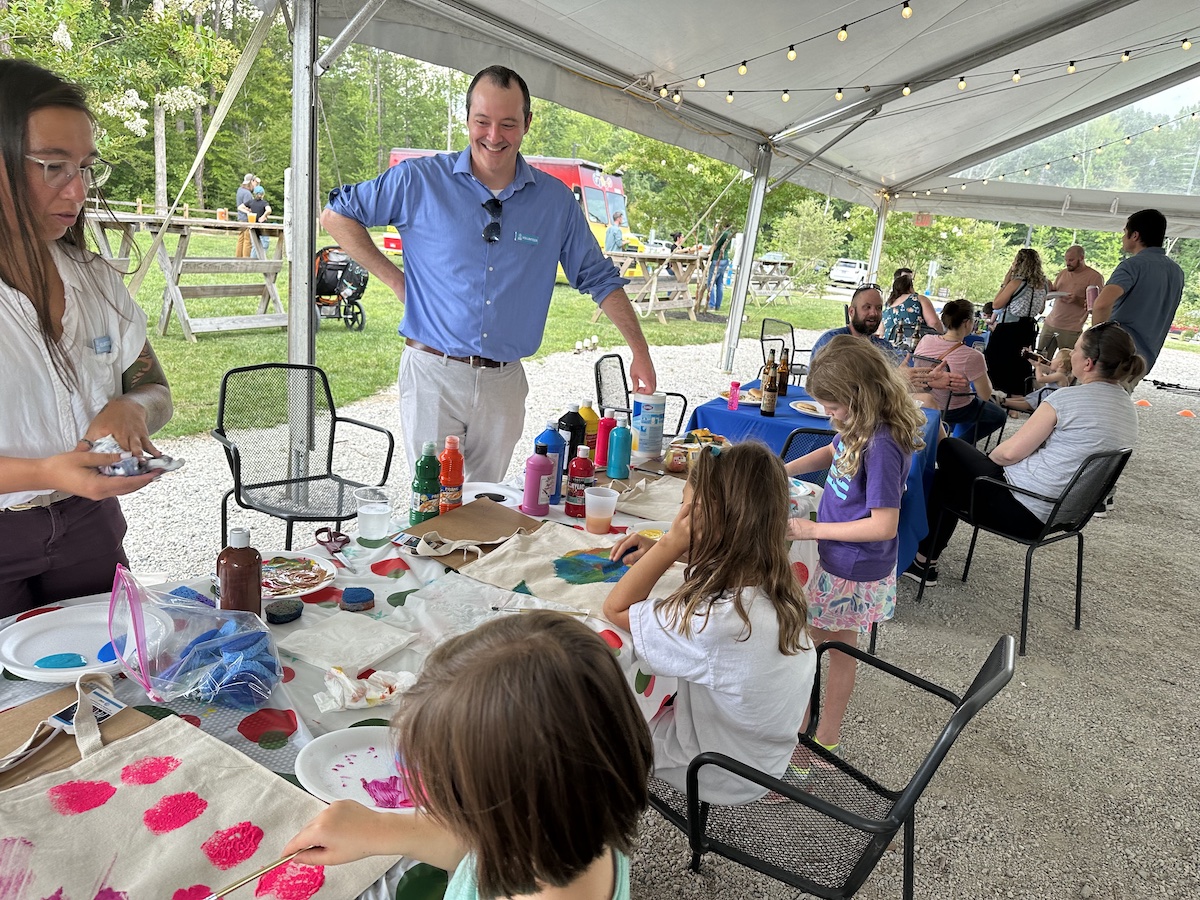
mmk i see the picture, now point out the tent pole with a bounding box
[288,0,318,368]
[315,0,389,76]
[868,195,890,285]
[719,144,772,374]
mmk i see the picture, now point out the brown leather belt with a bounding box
[404,338,510,369]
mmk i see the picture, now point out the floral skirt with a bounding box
[808,562,896,634]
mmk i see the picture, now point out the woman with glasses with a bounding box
[904,322,1142,587]
[0,60,173,616]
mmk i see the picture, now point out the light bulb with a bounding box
[1096,145,1103,153]
[1154,123,1161,131]
[942,187,948,193]
[1184,38,1192,50]
[787,45,796,61]
[781,90,790,102]
[726,91,734,103]
[902,83,911,96]
[835,88,843,101]
[1072,153,1079,161]
[659,85,668,98]
[901,1,913,18]
[913,191,919,197]
[672,90,682,104]
[697,74,706,87]
[925,189,931,195]
[1121,50,1130,62]
[1024,168,1030,175]
[1193,112,1198,119]
[960,183,966,190]
[1125,136,1131,144]
[982,178,988,185]
[837,25,848,41]
[1012,70,1020,83]
[958,76,966,90]
[1067,61,1076,74]
[1045,161,1051,169]
[998,173,1005,180]
[738,61,747,76]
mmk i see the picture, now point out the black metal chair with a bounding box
[648,635,1016,899]
[212,363,395,549]
[760,317,810,379]
[779,427,836,488]
[914,448,1132,655]
[593,353,688,436]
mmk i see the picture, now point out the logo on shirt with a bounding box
[514,231,539,245]
[90,335,113,355]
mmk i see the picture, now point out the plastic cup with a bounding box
[247,212,258,223]
[1086,285,1099,310]
[354,486,397,539]
[584,486,619,534]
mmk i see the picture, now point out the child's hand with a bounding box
[664,501,693,551]
[283,800,394,865]
[787,517,818,540]
[610,532,655,566]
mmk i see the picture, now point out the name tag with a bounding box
[514,231,539,245]
[90,335,113,354]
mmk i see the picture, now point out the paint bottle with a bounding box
[519,443,554,516]
[557,404,587,474]
[594,408,617,468]
[217,526,262,615]
[409,441,441,525]
[606,413,632,479]
[578,400,600,457]
[535,421,566,504]
[438,435,464,515]
[564,446,596,518]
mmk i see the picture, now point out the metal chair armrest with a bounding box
[210,428,244,485]
[810,640,961,710]
[333,416,396,484]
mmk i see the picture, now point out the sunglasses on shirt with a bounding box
[482,198,502,244]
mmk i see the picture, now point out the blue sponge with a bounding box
[340,587,374,612]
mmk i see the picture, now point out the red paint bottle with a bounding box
[564,446,596,518]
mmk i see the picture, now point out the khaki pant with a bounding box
[236,227,253,258]
[1036,324,1082,356]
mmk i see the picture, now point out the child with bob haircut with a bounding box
[1003,348,1074,414]
[284,611,652,899]
[785,335,926,755]
[603,441,815,805]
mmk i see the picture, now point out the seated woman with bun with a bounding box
[904,322,1143,586]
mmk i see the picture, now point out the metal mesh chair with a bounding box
[914,448,1132,654]
[648,635,1016,899]
[593,353,688,436]
[761,317,810,379]
[212,363,395,549]
[780,427,836,488]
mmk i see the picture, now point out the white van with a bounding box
[829,258,869,285]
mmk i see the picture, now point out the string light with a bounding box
[781,89,790,102]
[1072,153,1079,161]
[1012,70,1021,83]
[672,89,682,104]
[738,61,747,75]
[1154,124,1161,131]
[1096,145,1103,153]
[726,90,734,103]
[925,189,931,195]
[659,85,668,98]
[1024,168,1031,175]
[998,173,1005,180]
[902,83,911,96]
[1045,161,1051,169]
[912,191,919,197]
[835,87,843,101]
[1067,61,1076,74]
[960,183,966,190]
[982,178,988,185]
[787,45,797,61]
[942,186,948,192]
[1184,38,1192,50]
[1125,136,1132,144]
[837,25,848,41]
[696,74,706,87]
[901,1,913,18]
[1193,112,1198,119]
[958,76,966,90]
[1121,49,1130,61]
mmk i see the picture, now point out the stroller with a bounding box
[313,245,368,331]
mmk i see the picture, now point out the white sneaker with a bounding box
[1092,496,1114,519]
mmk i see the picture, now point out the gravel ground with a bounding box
[120,333,1200,900]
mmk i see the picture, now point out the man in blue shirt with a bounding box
[605,211,624,252]
[1092,208,1184,386]
[321,66,657,483]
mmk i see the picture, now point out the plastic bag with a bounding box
[108,565,282,710]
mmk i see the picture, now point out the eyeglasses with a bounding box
[25,155,113,190]
[482,198,502,243]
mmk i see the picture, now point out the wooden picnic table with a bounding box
[88,212,287,341]
[747,257,796,306]
[599,250,706,324]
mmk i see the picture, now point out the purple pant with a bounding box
[0,496,129,618]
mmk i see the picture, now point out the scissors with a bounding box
[314,527,357,572]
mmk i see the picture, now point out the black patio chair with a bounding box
[594,353,688,437]
[760,317,810,380]
[779,427,836,488]
[914,448,1132,655]
[212,363,395,549]
[648,635,1016,899]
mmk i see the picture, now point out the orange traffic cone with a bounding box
[1179,410,1196,418]
[1135,399,1152,407]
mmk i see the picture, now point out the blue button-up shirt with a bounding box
[326,150,628,360]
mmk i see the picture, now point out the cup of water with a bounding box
[354,486,397,540]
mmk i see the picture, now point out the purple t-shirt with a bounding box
[816,428,910,581]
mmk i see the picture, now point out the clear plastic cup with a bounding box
[584,487,620,534]
[354,486,397,539]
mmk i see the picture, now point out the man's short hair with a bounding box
[1066,244,1084,257]
[1125,209,1167,248]
[613,211,623,221]
[467,65,532,122]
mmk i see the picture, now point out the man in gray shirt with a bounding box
[1092,209,1184,383]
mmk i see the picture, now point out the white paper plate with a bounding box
[295,726,411,810]
[790,399,830,419]
[260,552,337,600]
[0,602,166,683]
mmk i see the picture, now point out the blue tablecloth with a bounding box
[687,380,940,573]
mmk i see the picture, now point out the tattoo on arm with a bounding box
[122,341,169,393]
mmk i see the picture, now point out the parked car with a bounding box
[829,257,869,285]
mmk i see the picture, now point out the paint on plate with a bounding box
[34,652,88,669]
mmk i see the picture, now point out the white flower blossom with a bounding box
[155,86,205,115]
[51,22,73,51]
[99,90,151,137]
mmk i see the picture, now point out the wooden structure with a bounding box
[598,250,706,325]
[747,257,796,307]
[89,212,287,341]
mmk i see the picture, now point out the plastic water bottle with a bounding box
[438,435,464,515]
[519,443,554,516]
[594,408,617,468]
[409,441,441,525]
[606,413,632,479]
[534,422,566,504]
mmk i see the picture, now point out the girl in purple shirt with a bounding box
[784,335,926,756]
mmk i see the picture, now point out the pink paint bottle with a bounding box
[519,443,554,516]
[728,381,741,410]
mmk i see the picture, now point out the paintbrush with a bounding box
[202,848,310,899]
[490,605,588,618]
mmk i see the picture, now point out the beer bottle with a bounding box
[760,364,779,417]
[759,349,776,383]
[777,349,791,398]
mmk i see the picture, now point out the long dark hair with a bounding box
[0,59,95,385]
[887,272,915,303]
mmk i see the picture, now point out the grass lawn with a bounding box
[123,231,846,437]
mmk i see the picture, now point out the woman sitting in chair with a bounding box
[903,322,1143,587]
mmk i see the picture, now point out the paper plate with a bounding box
[260,552,337,600]
[718,390,762,406]
[0,602,167,683]
[295,726,411,810]
[790,399,830,419]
